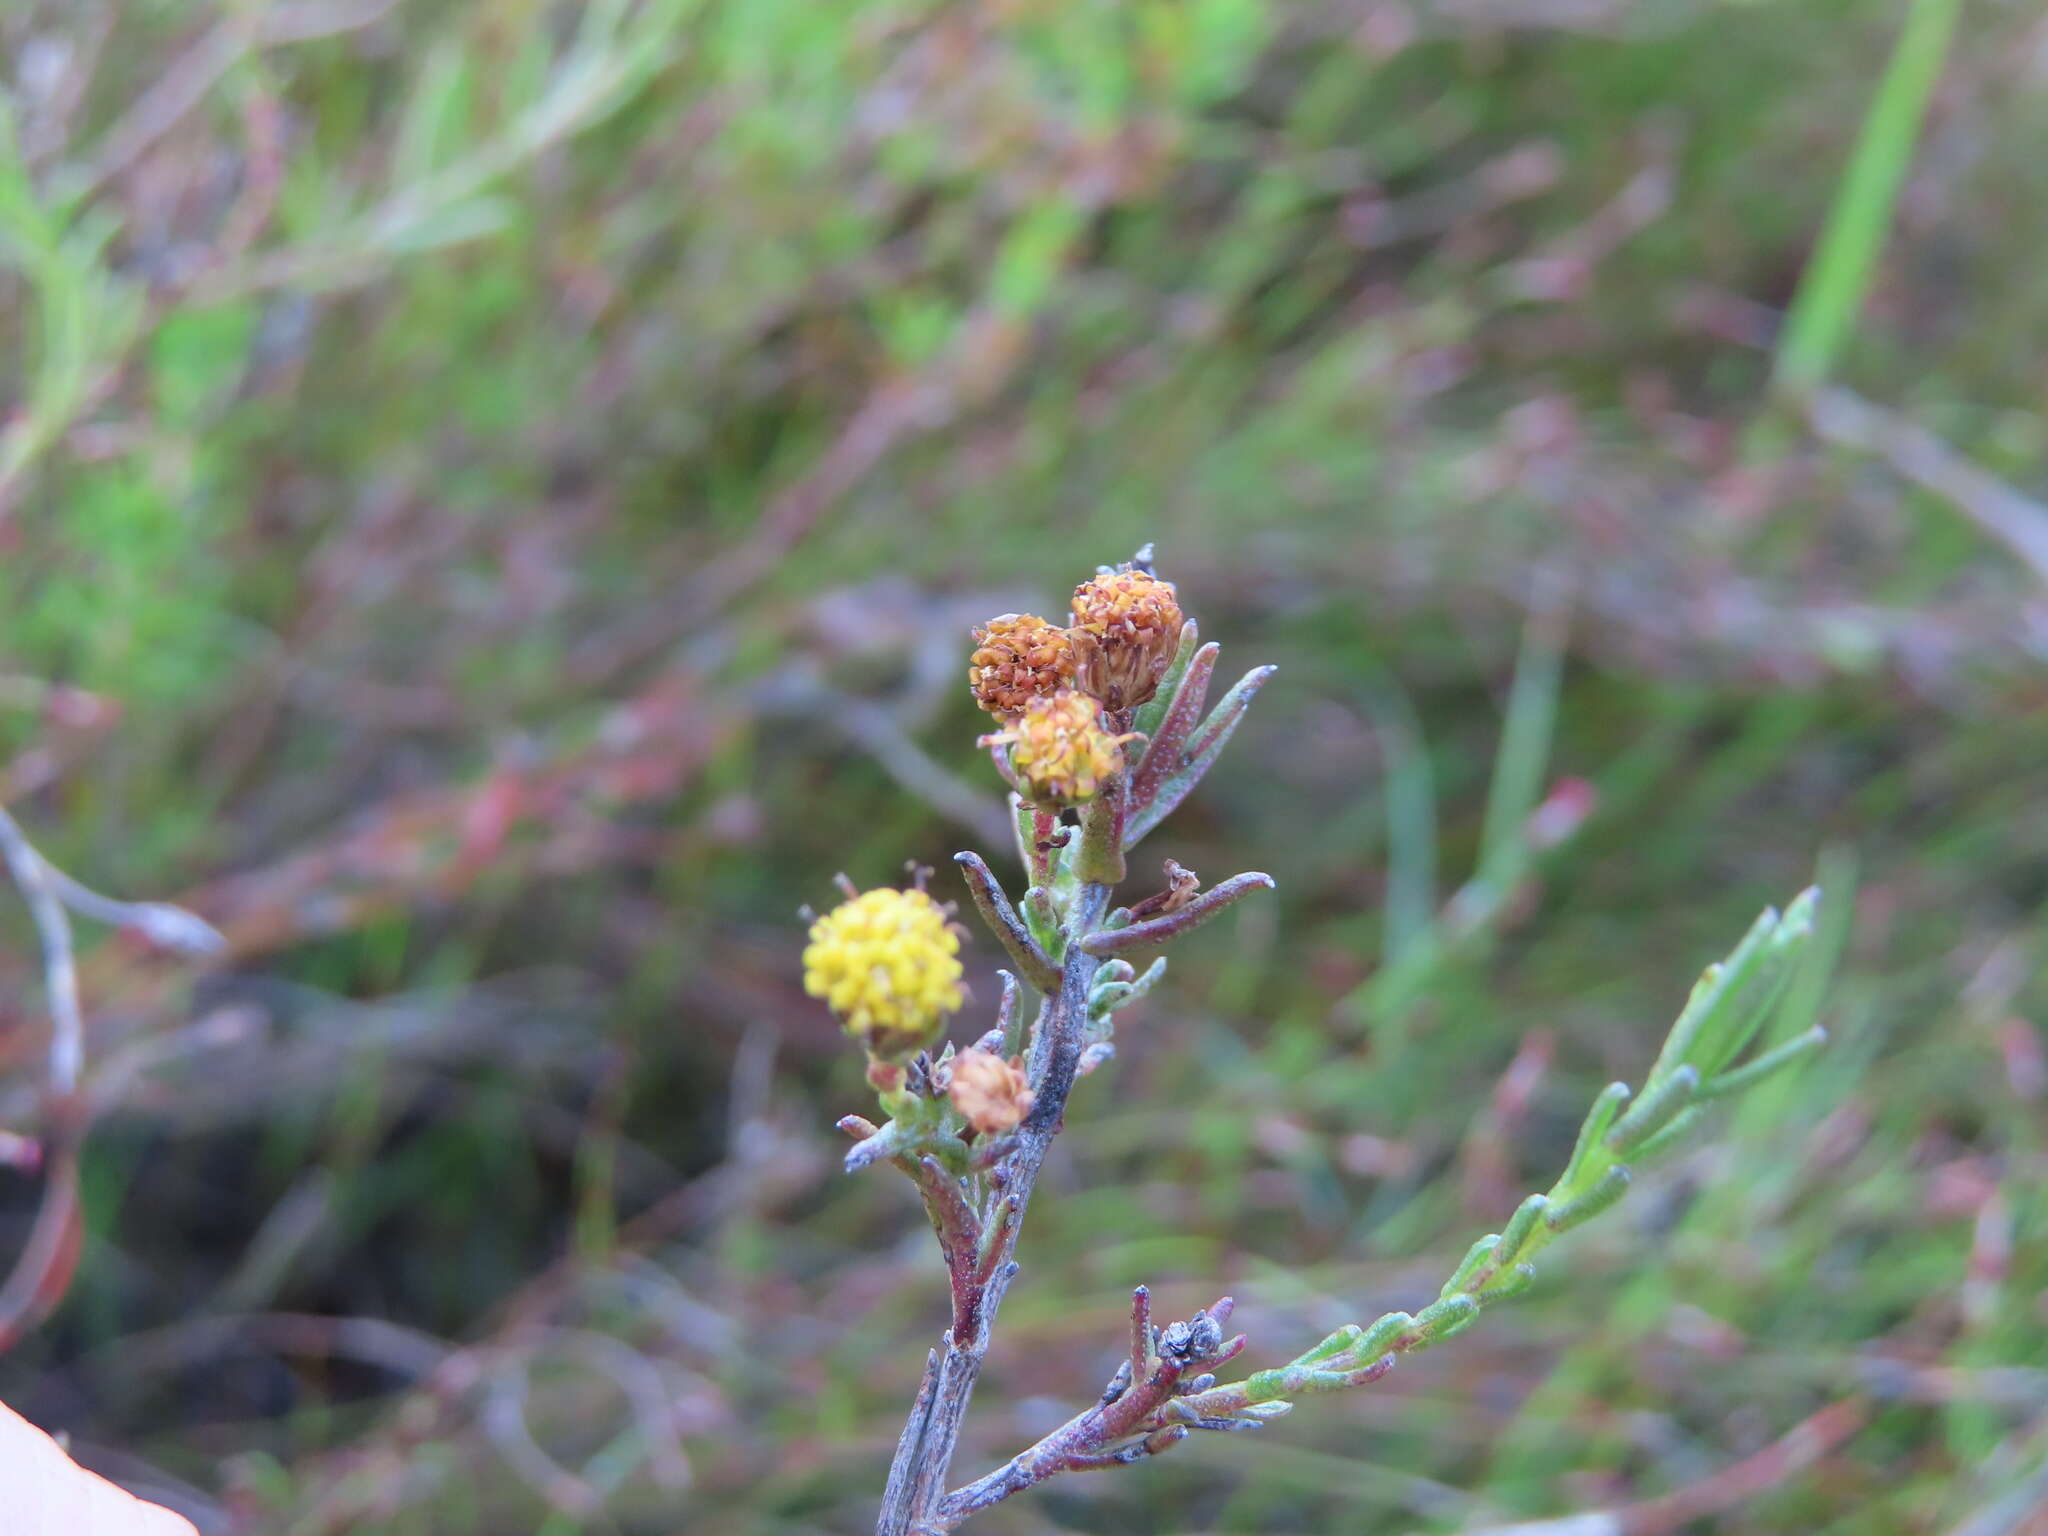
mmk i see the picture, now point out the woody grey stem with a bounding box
[875,882,1111,1536]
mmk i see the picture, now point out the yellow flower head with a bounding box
[948,1049,1035,1136]
[980,689,1131,807]
[1069,569,1184,711]
[968,613,1078,719]
[803,886,964,1059]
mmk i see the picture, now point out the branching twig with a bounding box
[0,808,89,1097]
[873,884,1113,1536]
[920,885,1830,1530]
[933,1290,1249,1529]
[0,806,222,1350]
[837,550,1839,1533]
[1808,386,2048,590]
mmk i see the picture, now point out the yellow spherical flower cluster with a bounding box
[802,887,964,1060]
[981,689,1131,807]
[968,614,1076,719]
[1069,569,1184,711]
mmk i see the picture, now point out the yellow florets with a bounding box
[1069,569,1184,711]
[968,613,1077,718]
[803,887,964,1059]
[980,689,1131,806]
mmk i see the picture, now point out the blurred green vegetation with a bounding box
[2,0,2047,1532]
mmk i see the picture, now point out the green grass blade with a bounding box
[1773,0,1961,395]
[1476,602,1567,890]
[1364,676,1437,967]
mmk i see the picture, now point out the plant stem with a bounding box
[932,1290,1246,1528]
[874,883,1111,1536]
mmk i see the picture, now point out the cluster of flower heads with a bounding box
[804,560,1185,1077]
[968,564,1183,807]
[802,884,964,1061]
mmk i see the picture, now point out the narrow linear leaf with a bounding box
[1555,1082,1630,1195]
[1353,1311,1414,1359]
[1131,621,1202,743]
[1480,1264,1537,1302]
[1367,676,1438,967]
[1477,602,1567,888]
[1409,1294,1480,1348]
[1697,922,1813,1077]
[1494,1194,1550,1269]
[1125,665,1276,845]
[1604,1065,1699,1156]
[1774,853,1856,1049]
[1774,0,1961,394]
[1651,906,1778,1081]
[1441,1235,1500,1297]
[1630,1105,1706,1166]
[1697,1026,1828,1101]
[1545,1165,1631,1234]
[1129,640,1219,814]
[1079,872,1274,956]
[954,851,1060,993]
[1295,1324,1365,1367]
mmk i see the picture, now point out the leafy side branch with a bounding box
[919,889,1832,1524]
[793,549,1838,1534]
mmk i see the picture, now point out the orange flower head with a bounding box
[1069,569,1184,711]
[968,614,1076,719]
[948,1049,1035,1135]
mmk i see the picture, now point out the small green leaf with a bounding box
[1545,1165,1631,1234]
[1410,1293,1480,1347]
[1132,621,1201,745]
[1441,1235,1500,1297]
[1698,1026,1828,1101]
[1605,1065,1700,1156]
[1480,1264,1536,1302]
[1495,1194,1550,1268]
[1353,1310,1415,1359]
[1554,1082,1630,1196]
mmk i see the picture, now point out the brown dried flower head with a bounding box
[968,613,1076,718]
[979,689,1131,806]
[1069,568,1184,711]
[948,1049,1034,1135]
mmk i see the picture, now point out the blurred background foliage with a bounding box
[2,0,2047,1531]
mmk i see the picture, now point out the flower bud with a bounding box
[947,1049,1035,1135]
[1069,569,1184,711]
[968,614,1076,719]
[802,886,964,1060]
[979,689,1130,807]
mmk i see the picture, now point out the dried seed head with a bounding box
[968,614,1077,719]
[979,689,1132,807]
[1069,568,1184,711]
[802,886,964,1060]
[1157,1310,1224,1364]
[947,1049,1035,1135]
